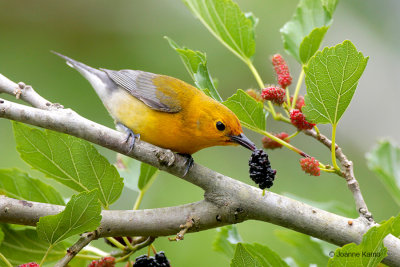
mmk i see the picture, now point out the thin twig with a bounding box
[54,231,98,267]
[168,217,194,241]
[304,129,373,222]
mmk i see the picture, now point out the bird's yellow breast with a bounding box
[107,87,209,154]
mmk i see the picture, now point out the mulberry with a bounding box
[133,251,170,267]
[249,149,276,189]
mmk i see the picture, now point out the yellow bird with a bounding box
[54,52,255,171]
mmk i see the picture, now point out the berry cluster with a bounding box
[133,252,170,267]
[262,132,289,149]
[249,149,276,189]
[272,54,292,88]
[104,236,133,247]
[261,86,286,105]
[299,157,320,176]
[88,256,115,267]
[18,263,39,267]
[245,89,263,102]
[290,109,315,130]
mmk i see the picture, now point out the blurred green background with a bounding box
[1,0,400,266]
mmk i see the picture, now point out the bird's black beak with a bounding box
[230,133,256,151]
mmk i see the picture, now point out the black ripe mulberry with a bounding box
[133,251,170,267]
[249,149,276,189]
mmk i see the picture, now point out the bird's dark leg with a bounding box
[178,153,194,177]
[117,123,140,152]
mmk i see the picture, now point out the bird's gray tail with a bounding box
[52,51,114,99]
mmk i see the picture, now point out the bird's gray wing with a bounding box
[101,69,181,113]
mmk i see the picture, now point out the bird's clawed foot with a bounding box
[178,153,194,177]
[117,123,140,152]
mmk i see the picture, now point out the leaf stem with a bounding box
[40,245,53,267]
[286,131,300,140]
[81,245,109,257]
[314,125,321,135]
[285,87,291,107]
[106,237,126,250]
[150,244,157,254]
[331,124,340,170]
[0,253,12,267]
[242,122,309,157]
[133,190,145,210]
[291,68,305,110]
[319,162,343,175]
[246,60,265,89]
[275,113,291,123]
[263,105,272,113]
[74,254,101,260]
[320,167,337,173]
[115,251,134,263]
[123,236,135,250]
[246,60,277,118]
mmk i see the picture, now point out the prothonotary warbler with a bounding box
[53,52,256,172]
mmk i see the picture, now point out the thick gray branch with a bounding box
[0,75,400,265]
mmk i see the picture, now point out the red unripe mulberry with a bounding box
[290,95,305,111]
[290,109,315,130]
[88,257,116,267]
[246,89,263,102]
[262,132,289,149]
[261,86,286,105]
[272,54,292,88]
[300,157,320,176]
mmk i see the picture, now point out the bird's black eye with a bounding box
[216,121,225,131]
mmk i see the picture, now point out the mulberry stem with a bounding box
[291,69,305,110]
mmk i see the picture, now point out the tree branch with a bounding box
[0,74,399,265]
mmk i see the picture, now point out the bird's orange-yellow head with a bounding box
[188,95,256,153]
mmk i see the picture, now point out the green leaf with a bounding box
[213,225,243,259]
[366,140,400,206]
[13,122,124,208]
[68,257,89,267]
[299,26,329,64]
[165,37,222,101]
[183,0,256,62]
[328,214,400,266]
[231,243,289,267]
[245,12,259,30]
[223,89,267,130]
[37,190,101,245]
[322,0,339,15]
[280,0,337,63]
[302,40,368,125]
[138,163,159,192]
[0,169,64,205]
[275,230,330,267]
[283,193,357,218]
[0,229,3,245]
[0,225,67,265]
